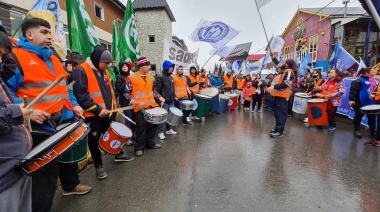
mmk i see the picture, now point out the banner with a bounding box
[163,39,198,69]
[189,19,239,50]
[29,0,66,59]
[118,0,140,63]
[67,0,100,59]
[221,42,252,61]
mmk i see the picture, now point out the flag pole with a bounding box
[12,15,29,37]
[255,0,272,54]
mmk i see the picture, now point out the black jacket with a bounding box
[154,72,175,103]
[349,78,363,104]
[115,72,130,107]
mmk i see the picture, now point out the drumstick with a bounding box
[117,111,136,125]
[44,81,77,112]
[25,75,65,109]
[23,95,32,132]
[107,105,135,114]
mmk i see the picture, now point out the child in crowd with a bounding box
[242,81,255,111]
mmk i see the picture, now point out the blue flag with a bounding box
[328,42,358,72]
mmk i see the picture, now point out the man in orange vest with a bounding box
[124,57,165,157]
[235,73,245,104]
[266,59,297,138]
[72,45,133,179]
[199,69,208,90]
[223,70,235,93]
[173,65,192,125]
[187,66,200,97]
[6,18,90,211]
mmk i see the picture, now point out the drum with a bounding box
[307,99,328,126]
[217,94,230,113]
[99,122,132,155]
[225,92,238,110]
[192,94,212,118]
[361,104,380,115]
[59,136,88,163]
[292,93,311,114]
[209,93,220,113]
[143,107,168,124]
[19,121,89,175]
[166,107,183,126]
[201,87,219,97]
[179,100,194,110]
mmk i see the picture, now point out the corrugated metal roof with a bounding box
[133,0,175,22]
[301,7,368,17]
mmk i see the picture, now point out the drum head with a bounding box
[23,121,82,160]
[201,88,219,97]
[170,107,183,116]
[361,104,380,111]
[308,99,326,103]
[195,94,212,100]
[181,100,194,105]
[146,107,167,115]
[111,122,132,137]
[224,92,238,97]
[295,93,311,98]
[219,94,230,100]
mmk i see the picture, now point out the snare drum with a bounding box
[19,121,89,175]
[293,93,311,114]
[179,100,194,110]
[166,107,183,126]
[201,87,219,97]
[99,122,132,155]
[144,107,168,124]
[361,104,380,115]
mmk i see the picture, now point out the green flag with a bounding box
[118,0,141,64]
[112,20,121,66]
[66,0,100,59]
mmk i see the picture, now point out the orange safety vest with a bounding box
[188,75,200,94]
[272,69,295,99]
[129,73,159,112]
[223,75,234,89]
[199,75,209,89]
[173,74,188,99]
[375,83,380,101]
[13,48,73,114]
[311,78,324,97]
[319,80,340,103]
[80,62,117,118]
[236,79,245,90]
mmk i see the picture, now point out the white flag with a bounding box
[269,36,285,53]
[255,0,273,9]
[189,19,239,50]
[259,52,272,65]
[210,45,236,58]
[357,58,366,74]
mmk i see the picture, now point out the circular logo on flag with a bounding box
[228,99,233,106]
[110,140,121,149]
[102,132,109,141]
[192,99,198,110]
[197,22,229,43]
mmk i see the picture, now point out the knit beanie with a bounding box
[137,57,150,68]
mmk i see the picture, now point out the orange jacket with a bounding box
[129,73,159,112]
[311,78,324,97]
[376,83,380,101]
[223,75,234,89]
[188,75,200,94]
[273,69,295,99]
[173,74,188,99]
[12,48,72,114]
[242,86,256,102]
[236,79,245,90]
[80,62,117,117]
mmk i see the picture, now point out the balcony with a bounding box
[282,48,318,64]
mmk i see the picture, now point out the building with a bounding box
[133,0,175,71]
[281,7,376,72]
[172,35,188,51]
[0,0,125,60]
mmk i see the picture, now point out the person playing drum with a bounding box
[199,69,209,90]
[72,45,134,181]
[349,67,377,138]
[312,69,345,131]
[173,65,192,125]
[223,70,235,93]
[0,30,33,212]
[6,18,90,211]
[370,76,380,146]
[124,57,164,157]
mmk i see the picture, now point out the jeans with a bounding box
[85,117,111,167]
[158,103,172,133]
[273,97,289,133]
[134,110,159,151]
[0,175,31,212]
[328,106,338,128]
[124,109,135,132]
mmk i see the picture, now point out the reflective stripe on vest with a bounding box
[223,75,233,88]
[129,73,158,112]
[80,62,117,118]
[273,69,295,99]
[13,48,73,114]
[188,75,199,94]
[173,75,188,98]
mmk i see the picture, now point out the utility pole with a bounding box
[343,0,350,18]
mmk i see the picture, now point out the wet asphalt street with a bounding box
[52,107,380,212]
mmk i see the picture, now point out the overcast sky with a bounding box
[122,0,362,70]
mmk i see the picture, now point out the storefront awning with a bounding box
[331,17,360,25]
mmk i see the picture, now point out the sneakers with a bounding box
[63,184,92,196]
[270,129,285,134]
[135,150,143,156]
[152,144,161,149]
[303,118,308,123]
[354,131,362,138]
[192,116,200,120]
[183,121,190,125]
[270,132,284,138]
[187,117,191,122]
[126,139,133,146]
[114,153,134,162]
[328,127,336,131]
[158,132,166,140]
[251,110,255,113]
[166,129,177,135]
[95,165,107,180]
[257,110,261,113]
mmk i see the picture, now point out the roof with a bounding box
[247,54,266,61]
[132,0,176,22]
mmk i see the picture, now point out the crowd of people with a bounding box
[1,17,380,212]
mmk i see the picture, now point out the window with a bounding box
[148,35,155,43]
[94,3,104,21]
[309,34,318,53]
[100,41,111,51]
[10,10,26,38]
[284,46,290,55]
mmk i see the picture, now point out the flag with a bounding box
[210,45,236,58]
[189,19,239,50]
[112,20,121,67]
[118,0,141,64]
[255,0,273,9]
[299,52,311,76]
[67,0,100,59]
[329,42,358,72]
[259,52,272,65]
[357,58,367,74]
[29,0,66,59]
[269,36,285,53]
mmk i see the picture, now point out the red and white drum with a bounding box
[99,122,132,155]
[225,92,238,109]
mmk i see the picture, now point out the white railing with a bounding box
[282,48,318,64]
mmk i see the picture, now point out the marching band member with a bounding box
[199,69,209,90]
[173,65,192,125]
[223,70,235,93]
[124,57,164,157]
[187,66,200,98]
[6,18,90,211]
